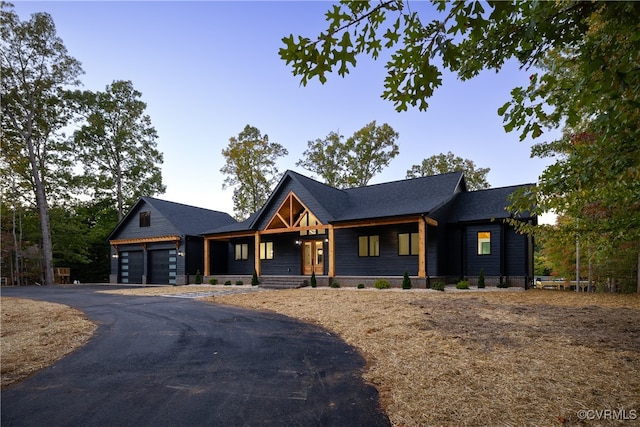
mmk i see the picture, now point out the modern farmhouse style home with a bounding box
[200,170,537,288]
[108,197,236,285]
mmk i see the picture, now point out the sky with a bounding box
[13,1,559,222]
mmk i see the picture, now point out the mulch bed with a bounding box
[1,297,96,388]
[210,288,640,426]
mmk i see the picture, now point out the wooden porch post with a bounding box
[255,232,261,276]
[204,237,210,276]
[328,226,335,277]
[418,218,426,278]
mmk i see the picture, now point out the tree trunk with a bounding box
[637,251,639,294]
[26,137,55,285]
[116,158,124,221]
[11,202,21,286]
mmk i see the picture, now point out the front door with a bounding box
[302,241,324,275]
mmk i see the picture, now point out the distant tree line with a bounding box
[220,122,490,220]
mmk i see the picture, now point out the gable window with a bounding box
[478,232,491,255]
[260,242,274,260]
[358,235,379,257]
[139,211,151,227]
[398,232,419,256]
[234,243,248,260]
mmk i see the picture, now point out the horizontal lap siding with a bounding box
[465,224,501,276]
[228,237,254,275]
[427,225,439,277]
[505,227,528,276]
[260,233,302,275]
[334,224,420,276]
[114,202,180,240]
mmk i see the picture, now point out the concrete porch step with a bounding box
[259,276,308,290]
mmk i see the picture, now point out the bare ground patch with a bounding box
[1,297,97,388]
[209,289,640,426]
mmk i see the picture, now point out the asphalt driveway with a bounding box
[1,285,389,426]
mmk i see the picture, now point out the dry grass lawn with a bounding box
[1,297,96,388]
[3,287,639,426]
[208,288,640,426]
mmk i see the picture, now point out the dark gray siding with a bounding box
[465,224,502,276]
[261,233,308,276]
[505,226,527,276]
[209,241,229,275]
[185,236,204,276]
[334,224,421,276]
[444,226,463,277]
[228,237,254,275]
[112,201,180,240]
[426,225,439,277]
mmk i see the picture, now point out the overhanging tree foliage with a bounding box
[280,1,640,291]
[406,151,490,190]
[296,120,399,189]
[1,2,83,285]
[221,125,288,220]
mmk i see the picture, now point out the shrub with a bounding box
[374,279,390,289]
[224,280,232,286]
[357,283,365,289]
[251,270,259,286]
[456,280,470,290]
[209,278,218,285]
[310,271,317,288]
[478,269,485,289]
[330,281,340,288]
[402,270,412,289]
[195,270,202,284]
[235,280,243,286]
[431,281,446,291]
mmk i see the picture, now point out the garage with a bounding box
[147,249,170,284]
[119,251,143,284]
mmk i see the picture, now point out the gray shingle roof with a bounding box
[203,170,472,235]
[109,197,236,240]
[141,197,237,235]
[201,171,536,235]
[448,184,536,223]
[337,172,465,221]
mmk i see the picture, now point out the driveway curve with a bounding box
[1,285,389,426]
